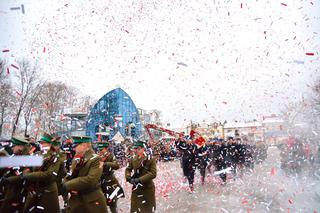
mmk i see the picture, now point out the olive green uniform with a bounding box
[0,148,9,210]
[100,152,124,213]
[65,149,107,213]
[23,149,61,213]
[0,145,30,213]
[56,151,67,195]
[125,155,157,213]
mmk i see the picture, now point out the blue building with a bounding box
[86,88,142,140]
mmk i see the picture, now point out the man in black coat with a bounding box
[176,137,196,191]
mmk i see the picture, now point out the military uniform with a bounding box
[51,137,67,196]
[23,133,61,213]
[98,142,124,213]
[64,136,107,213]
[0,146,9,209]
[125,141,157,213]
[195,144,209,184]
[0,136,31,213]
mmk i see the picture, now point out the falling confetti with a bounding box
[11,64,19,70]
[10,4,25,14]
[177,62,188,67]
[306,52,315,56]
[293,60,304,64]
[270,167,276,176]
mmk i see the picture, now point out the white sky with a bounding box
[0,0,319,127]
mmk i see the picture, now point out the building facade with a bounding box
[86,88,142,140]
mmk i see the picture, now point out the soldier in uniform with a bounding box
[50,136,68,212]
[195,142,209,185]
[62,137,75,174]
[63,136,107,213]
[97,141,124,213]
[22,132,61,213]
[0,140,9,209]
[125,140,157,213]
[176,136,197,191]
[215,139,230,184]
[0,136,31,213]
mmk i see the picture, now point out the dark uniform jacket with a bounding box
[65,149,107,213]
[1,146,31,213]
[125,154,157,213]
[100,152,124,204]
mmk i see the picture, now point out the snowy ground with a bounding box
[115,147,320,212]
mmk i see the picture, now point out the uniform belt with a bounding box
[71,186,99,195]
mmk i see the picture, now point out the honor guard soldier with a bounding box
[0,136,31,213]
[125,140,157,213]
[50,136,68,212]
[23,133,61,213]
[63,136,107,213]
[97,141,124,213]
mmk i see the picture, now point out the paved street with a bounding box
[116,147,320,212]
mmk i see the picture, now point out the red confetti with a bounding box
[306,52,314,56]
[11,64,19,70]
[288,199,293,204]
[43,47,46,53]
[281,3,287,6]
[270,167,276,176]
[6,67,10,74]
[241,3,243,8]
[242,198,248,205]
[2,49,9,52]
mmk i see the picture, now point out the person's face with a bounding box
[98,147,108,155]
[12,145,24,154]
[187,139,193,145]
[75,143,89,155]
[40,142,51,153]
[134,146,145,156]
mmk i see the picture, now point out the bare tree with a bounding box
[11,60,41,136]
[23,82,46,136]
[36,82,76,133]
[0,60,14,137]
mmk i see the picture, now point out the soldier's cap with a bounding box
[132,140,146,149]
[72,136,92,145]
[38,132,54,144]
[51,136,61,146]
[11,135,29,146]
[97,141,109,149]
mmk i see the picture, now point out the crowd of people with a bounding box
[173,131,261,192]
[279,136,320,175]
[0,133,156,213]
[0,129,280,212]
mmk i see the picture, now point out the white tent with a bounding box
[110,131,124,143]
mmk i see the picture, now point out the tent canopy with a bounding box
[110,131,124,142]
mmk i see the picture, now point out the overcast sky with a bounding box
[0,0,319,127]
